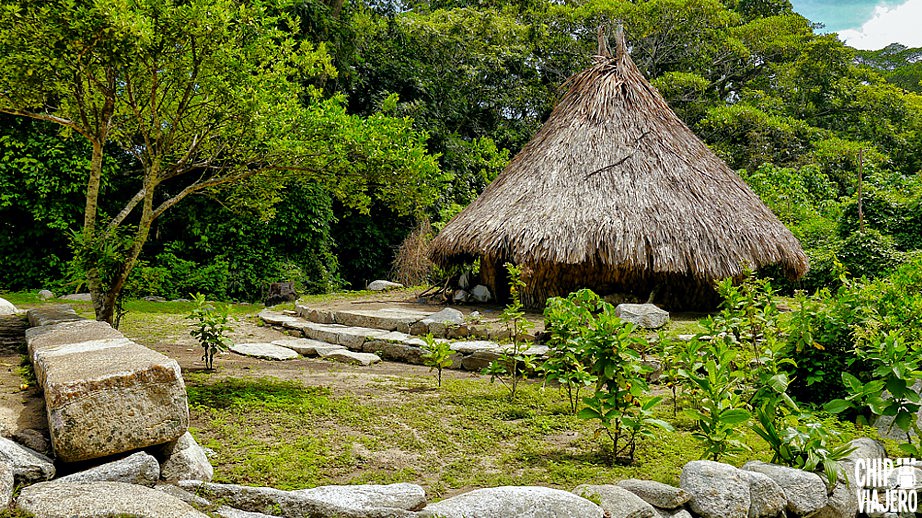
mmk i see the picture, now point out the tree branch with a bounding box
[0,106,91,140]
[108,188,146,230]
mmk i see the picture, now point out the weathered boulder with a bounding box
[742,461,828,516]
[287,483,427,515]
[367,280,404,291]
[215,506,277,518]
[0,297,18,315]
[615,304,669,329]
[652,508,692,518]
[617,479,690,509]
[843,437,887,464]
[25,318,189,462]
[573,484,657,518]
[419,486,604,518]
[680,460,750,518]
[181,481,424,517]
[158,432,214,482]
[229,342,299,361]
[470,285,492,303]
[319,349,381,366]
[739,469,786,518]
[0,436,55,484]
[452,289,470,303]
[460,349,501,371]
[17,481,209,518]
[363,341,426,364]
[416,308,464,336]
[0,461,12,508]
[155,484,213,507]
[56,451,160,486]
[37,290,55,300]
[813,477,858,518]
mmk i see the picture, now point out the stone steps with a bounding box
[258,309,548,372]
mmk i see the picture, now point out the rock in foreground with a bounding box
[25,314,189,462]
[419,486,604,518]
[17,481,209,518]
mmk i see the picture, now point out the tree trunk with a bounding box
[84,140,109,322]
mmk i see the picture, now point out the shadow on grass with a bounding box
[187,376,332,410]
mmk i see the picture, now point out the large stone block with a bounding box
[25,320,189,462]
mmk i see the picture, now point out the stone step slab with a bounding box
[27,305,83,327]
[17,481,209,518]
[334,308,433,332]
[25,314,189,463]
[419,486,604,518]
[257,309,301,327]
[271,338,345,356]
[229,342,299,361]
[319,349,381,366]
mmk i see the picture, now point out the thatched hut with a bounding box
[429,29,808,309]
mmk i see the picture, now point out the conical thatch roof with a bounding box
[429,29,808,308]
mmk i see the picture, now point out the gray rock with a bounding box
[743,461,828,516]
[617,479,690,509]
[367,280,404,291]
[56,451,160,486]
[450,340,500,355]
[12,428,51,455]
[461,349,502,371]
[843,437,887,464]
[739,469,786,518]
[573,484,656,517]
[680,460,750,518]
[0,436,55,484]
[319,349,381,366]
[0,461,12,509]
[26,305,83,327]
[812,477,858,518]
[364,341,425,364]
[336,309,431,332]
[159,432,214,482]
[25,319,189,462]
[60,292,93,301]
[229,342,299,361]
[179,481,290,514]
[453,289,470,303]
[652,508,692,518]
[289,483,427,513]
[17,481,209,518]
[419,486,604,518]
[0,297,19,315]
[615,303,670,329]
[257,309,301,327]
[422,308,464,326]
[155,484,213,507]
[470,285,492,303]
[144,296,167,302]
[271,338,344,356]
[37,290,55,300]
[215,507,278,518]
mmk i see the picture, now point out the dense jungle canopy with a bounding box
[1,0,920,312]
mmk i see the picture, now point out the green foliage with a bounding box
[187,293,233,370]
[680,337,751,461]
[543,288,670,464]
[542,290,600,414]
[421,333,454,387]
[485,263,536,400]
[837,229,900,279]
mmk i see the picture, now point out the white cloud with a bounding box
[838,0,922,50]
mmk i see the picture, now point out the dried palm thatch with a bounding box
[429,28,808,309]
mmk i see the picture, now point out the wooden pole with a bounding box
[858,148,865,233]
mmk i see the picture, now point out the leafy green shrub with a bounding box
[485,263,536,400]
[187,293,233,370]
[542,289,601,414]
[838,228,900,279]
[421,333,453,387]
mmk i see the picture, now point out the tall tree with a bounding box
[0,0,439,322]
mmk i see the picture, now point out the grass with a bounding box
[184,371,870,497]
